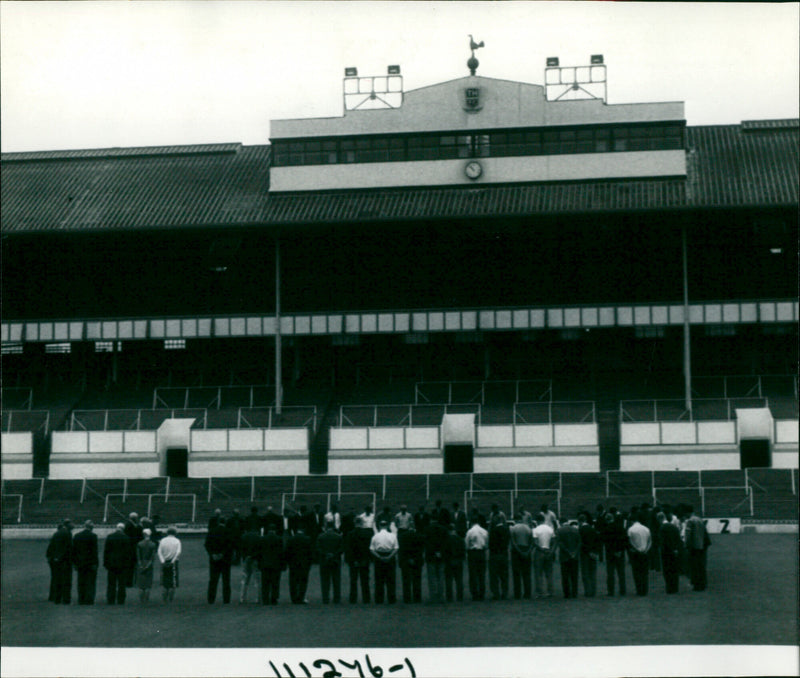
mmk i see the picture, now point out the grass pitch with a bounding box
[1,533,797,649]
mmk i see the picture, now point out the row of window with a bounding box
[271,123,686,167]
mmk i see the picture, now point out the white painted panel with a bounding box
[513,310,529,329]
[723,304,739,323]
[689,305,704,324]
[554,424,597,446]
[461,311,476,331]
[617,308,633,325]
[124,431,157,453]
[166,319,181,337]
[49,461,161,480]
[772,451,799,468]
[412,313,428,331]
[190,459,307,478]
[215,318,230,336]
[697,421,736,444]
[265,429,308,451]
[564,308,581,327]
[496,311,512,329]
[231,318,247,336]
[621,423,660,446]
[581,308,598,327]
[547,308,563,327]
[405,427,439,449]
[51,431,89,454]
[661,422,697,445]
[329,458,442,476]
[295,317,311,334]
[599,308,615,326]
[369,428,405,449]
[652,306,668,325]
[445,312,461,330]
[0,460,33,479]
[39,323,53,341]
[394,313,410,332]
[377,314,393,332]
[514,425,553,447]
[328,315,343,333]
[89,431,124,454]
[620,452,739,472]
[198,319,212,337]
[280,317,294,335]
[330,428,369,450]
[740,303,757,322]
[263,317,277,334]
[775,420,800,444]
[476,426,514,448]
[479,311,494,329]
[118,321,133,339]
[442,414,475,445]
[427,312,444,331]
[55,323,69,340]
[361,315,377,333]
[246,317,262,335]
[474,454,598,473]
[85,322,99,339]
[312,316,327,334]
[705,304,722,323]
[229,429,266,451]
[192,430,228,452]
[1,432,32,454]
[634,306,650,325]
[669,305,684,324]
[133,320,147,339]
[777,302,793,321]
[737,408,773,440]
[346,315,360,333]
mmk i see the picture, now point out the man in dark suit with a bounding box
[344,516,372,603]
[104,523,130,604]
[398,523,425,603]
[262,505,284,536]
[72,520,99,604]
[286,526,313,604]
[444,522,466,602]
[658,511,682,594]
[205,517,234,603]
[578,512,602,597]
[315,520,344,603]
[258,525,285,605]
[452,503,468,539]
[123,513,143,588]
[46,519,73,604]
[684,506,711,591]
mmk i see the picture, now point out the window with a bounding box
[45,343,71,354]
[1,343,23,355]
[95,341,122,353]
[270,122,685,167]
[164,339,186,350]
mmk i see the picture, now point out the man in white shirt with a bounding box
[324,503,342,533]
[393,505,414,534]
[157,526,182,602]
[369,520,398,603]
[532,513,556,597]
[464,516,489,601]
[627,511,652,596]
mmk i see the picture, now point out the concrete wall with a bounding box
[620,447,739,471]
[48,457,161,479]
[52,430,158,455]
[270,150,685,191]
[188,454,307,477]
[189,428,309,453]
[474,452,599,473]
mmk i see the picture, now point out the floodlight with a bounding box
[590,54,604,65]
[387,65,401,75]
[546,57,559,67]
[345,67,358,77]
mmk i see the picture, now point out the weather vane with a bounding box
[467,35,484,75]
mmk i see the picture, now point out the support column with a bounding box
[682,224,693,418]
[275,237,283,415]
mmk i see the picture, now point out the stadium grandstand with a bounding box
[2,54,797,528]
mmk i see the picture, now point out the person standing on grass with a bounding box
[556,518,580,599]
[157,526,181,602]
[136,528,157,604]
[72,519,99,605]
[286,525,313,604]
[464,515,488,601]
[487,515,511,601]
[104,523,130,605]
[601,509,627,596]
[578,512,602,597]
[532,512,556,597]
[46,518,73,605]
[370,520,399,604]
[205,517,234,604]
[398,522,425,603]
[444,522,466,602]
[394,504,415,536]
[627,511,652,596]
[424,515,449,603]
[344,516,373,603]
[239,524,262,603]
[258,524,285,605]
[316,519,344,604]
[123,512,143,589]
[509,513,533,600]
[657,511,682,594]
[684,505,711,591]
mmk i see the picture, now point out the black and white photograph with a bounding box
[1,2,798,677]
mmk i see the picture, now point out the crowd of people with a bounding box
[45,498,711,606]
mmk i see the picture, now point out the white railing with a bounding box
[415,379,552,405]
[103,493,196,523]
[3,494,24,523]
[620,397,768,422]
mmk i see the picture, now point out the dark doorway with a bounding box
[166,447,188,477]
[444,444,473,473]
[740,439,771,469]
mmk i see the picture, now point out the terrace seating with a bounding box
[746,468,795,493]
[2,410,50,434]
[703,488,752,518]
[41,479,83,502]
[700,470,746,488]
[168,477,211,499]
[384,474,428,507]
[517,472,561,491]
[295,475,338,495]
[126,478,169,495]
[654,470,700,489]
[209,477,252,503]
[768,396,799,419]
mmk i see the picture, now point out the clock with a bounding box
[465,160,483,180]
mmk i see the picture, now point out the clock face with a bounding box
[465,160,483,180]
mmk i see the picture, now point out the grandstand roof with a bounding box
[1,121,797,234]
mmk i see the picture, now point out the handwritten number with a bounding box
[405,658,417,677]
[339,659,365,678]
[298,662,312,678]
[269,661,283,678]
[365,654,383,677]
[312,659,342,678]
